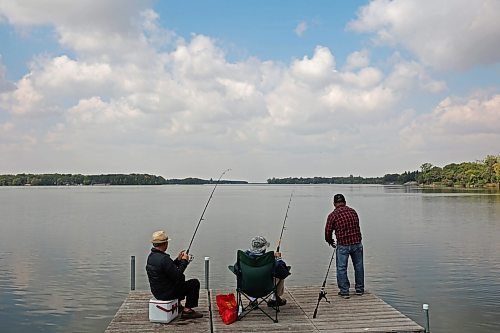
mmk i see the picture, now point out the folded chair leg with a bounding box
[237,292,278,323]
[236,292,242,321]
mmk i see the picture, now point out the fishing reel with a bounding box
[188,254,194,262]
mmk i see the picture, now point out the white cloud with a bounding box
[290,46,337,85]
[0,0,151,31]
[294,21,308,37]
[338,67,383,89]
[348,0,500,70]
[2,75,44,114]
[400,93,500,152]
[344,50,371,71]
[68,97,143,125]
[385,59,447,93]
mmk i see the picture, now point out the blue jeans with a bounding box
[336,243,364,294]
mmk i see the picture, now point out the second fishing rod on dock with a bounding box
[276,191,294,255]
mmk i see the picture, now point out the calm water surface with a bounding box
[0,185,499,332]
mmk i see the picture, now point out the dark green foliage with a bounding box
[268,155,499,187]
[267,176,384,184]
[417,155,500,187]
[0,173,248,186]
[164,178,246,185]
[268,171,419,185]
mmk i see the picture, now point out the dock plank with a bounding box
[105,286,424,332]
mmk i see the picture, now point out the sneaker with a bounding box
[181,309,204,319]
[355,290,364,296]
[267,297,287,307]
[338,292,350,299]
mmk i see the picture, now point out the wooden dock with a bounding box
[105,286,424,332]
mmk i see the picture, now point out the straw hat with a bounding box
[151,230,169,244]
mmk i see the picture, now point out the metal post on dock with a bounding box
[205,256,210,289]
[131,255,136,291]
[423,303,430,332]
[205,257,214,333]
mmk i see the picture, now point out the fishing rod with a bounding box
[276,191,294,253]
[186,169,230,255]
[313,248,336,318]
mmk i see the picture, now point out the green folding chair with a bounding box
[228,250,279,323]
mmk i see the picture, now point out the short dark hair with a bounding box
[333,194,346,203]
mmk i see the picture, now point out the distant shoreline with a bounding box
[1,154,499,190]
[0,173,248,186]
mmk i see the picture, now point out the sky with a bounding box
[0,0,499,182]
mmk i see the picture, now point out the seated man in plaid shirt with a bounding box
[325,194,364,299]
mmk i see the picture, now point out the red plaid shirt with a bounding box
[325,205,362,246]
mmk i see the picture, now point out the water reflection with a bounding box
[0,185,499,332]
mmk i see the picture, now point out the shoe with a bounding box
[181,309,203,319]
[338,292,350,299]
[267,297,287,307]
[355,290,364,296]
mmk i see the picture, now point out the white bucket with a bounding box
[148,298,179,323]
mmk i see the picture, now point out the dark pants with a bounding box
[169,279,200,309]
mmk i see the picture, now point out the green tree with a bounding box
[484,155,499,183]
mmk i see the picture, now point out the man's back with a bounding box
[146,248,186,300]
[326,205,362,245]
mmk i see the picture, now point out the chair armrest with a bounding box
[228,265,237,275]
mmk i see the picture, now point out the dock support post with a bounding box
[423,303,430,332]
[205,257,214,332]
[131,255,136,291]
[205,256,210,289]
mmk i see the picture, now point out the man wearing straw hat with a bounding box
[146,230,203,319]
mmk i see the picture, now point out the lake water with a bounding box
[0,185,499,332]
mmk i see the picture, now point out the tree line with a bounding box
[268,155,500,188]
[0,174,247,186]
[418,155,499,187]
[267,171,419,185]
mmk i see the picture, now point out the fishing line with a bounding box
[276,191,294,253]
[186,168,230,255]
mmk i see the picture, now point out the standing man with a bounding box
[146,230,203,319]
[325,194,364,299]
